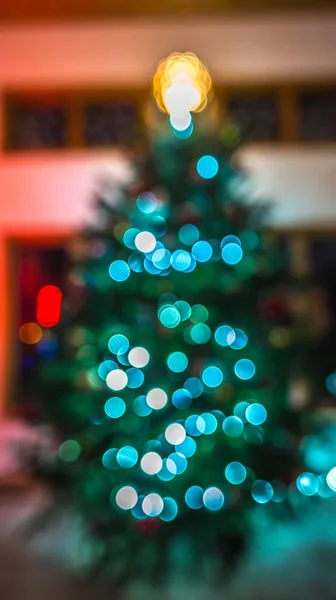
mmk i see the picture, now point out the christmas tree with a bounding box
[37,54,314,584]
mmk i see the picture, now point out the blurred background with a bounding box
[1,0,336,583]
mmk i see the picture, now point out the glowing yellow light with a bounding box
[19,322,42,345]
[153,52,212,117]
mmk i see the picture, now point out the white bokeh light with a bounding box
[128,347,150,368]
[164,83,200,117]
[170,112,192,131]
[165,423,186,445]
[142,493,164,517]
[141,452,163,475]
[116,486,138,510]
[135,231,156,253]
[146,388,168,410]
[106,369,128,391]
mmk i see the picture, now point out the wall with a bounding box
[0,13,336,411]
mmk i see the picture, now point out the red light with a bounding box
[36,285,62,328]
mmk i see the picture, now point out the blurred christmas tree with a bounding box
[36,55,318,584]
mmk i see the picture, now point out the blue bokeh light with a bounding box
[169,452,188,474]
[152,248,171,270]
[167,351,188,373]
[197,155,219,179]
[297,472,320,496]
[133,395,152,417]
[123,228,140,249]
[185,415,205,437]
[108,334,129,355]
[251,480,273,504]
[199,413,217,434]
[215,325,235,347]
[179,224,200,246]
[183,377,203,398]
[98,360,118,380]
[172,388,193,410]
[159,306,181,328]
[234,359,256,380]
[192,241,213,263]
[131,495,147,520]
[157,458,177,482]
[128,252,144,273]
[126,367,144,389]
[171,250,192,272]
[174,300,192,321]
[175,436,197,458]
[230,329,248,350]
[246,403,267,425]
[221,235,241,248]
[109,260,131,282]
[326,373,336,395]
[234,401,250,422]
[222,243,243,265]
[148,216,167,238]
[102,448,119,471]
[203,487,224,511]
[225,462,247,485]
[160,497,178,522]
[223,416,244,438]
[104,397,126,419]
[136,192,157,214]
[190,323,211,344]
[185,486,204,509]
[116,446,138,469]
[202,366,223,388]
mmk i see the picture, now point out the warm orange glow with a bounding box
[153,52,212,116]
[19,322,42,345]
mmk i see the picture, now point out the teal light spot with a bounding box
[167,351,188,373]
[108,334,129,355]
[225,462,247,485]
[222,243,243,265]
[179,224,200,246]
[185,486,203,509]
[190,323,211,344]
[234,359,256,380]
[197,155,219,179]
[252,480,273,504]
[202,366,223,388]
[104,397,126,418]
[117,446,138,469]
[203,487,224,511]
[223,416,244,438]
[109,260,130,282]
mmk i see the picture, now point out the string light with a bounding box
[109,260,131,282]
[223,416,244,438]
[203,487,224,511]
[146,388,168,410]
[106,369,128,391]
[19,322,42,345]
[128,347,150,368]
[234,359,256,380]
[251,480,273,504]
[167,351,188,373]
[135,232,156,253]
[196,156,219,180]
[246,403,267,425]
[165,423,186,445]
[201,366,223,388]
[172,388,193,409]
[225,462,247,485]
[108,335,129,355]
[160,497,178,521]
[141,452,163,475]
[104,397,126,419]
[117,446,138,469]
[185,486,203,509]
[116,486,138,510]
[179,224,199,246]
[142,493,164,517]
[296,472,319,496]
[133,395,152,417]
